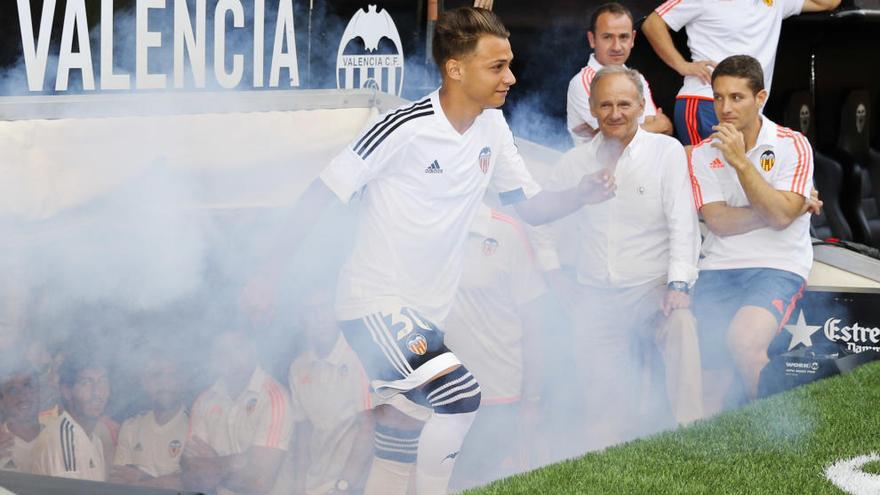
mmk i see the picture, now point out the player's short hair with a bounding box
[432,7,510,76]
[711,55,765,94]
[58,348,105,389]
[0,352,34,389]
[589,2,634,33]
[589,65,645,104]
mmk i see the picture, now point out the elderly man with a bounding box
[540,66,702,448]
[566,2,673,145]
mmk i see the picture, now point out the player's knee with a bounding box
[422,366,481,414]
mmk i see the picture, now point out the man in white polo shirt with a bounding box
[443,204,547,488]
[244,7,615,494]
[689,55,815,413]
[541,66,702,447]
[182,331,293,495]
[0,356,42,474]
[642,0,840,146]
[567,2,672,145]
[111,352,188,489]
[31,349,109,481]
[288,290,374,495]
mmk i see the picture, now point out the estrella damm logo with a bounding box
[760,150,776,171]
[407,334,428,355]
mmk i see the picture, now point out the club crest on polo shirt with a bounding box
[482,238,499,256]
[246,398,258,415]
[760,150,776,171]
[407,334,428,355]
[479,146,492,174]
[168,439,182,458]
[763,0,774,7]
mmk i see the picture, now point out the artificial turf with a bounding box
[466,361,880,494]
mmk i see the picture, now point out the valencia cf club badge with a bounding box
[246,398,258,415]
[169,439,182,458]
[479,146,492,174]
[483,238,499,256]
[407,334,428,355]
[760,150,776,171]
[763,0,774,6]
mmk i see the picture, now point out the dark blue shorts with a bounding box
[339,307,450,383]
[693,268,806,368]
[674,97,718,146]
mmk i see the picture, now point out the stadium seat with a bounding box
[782,91,851,240]
[833,91,878,245]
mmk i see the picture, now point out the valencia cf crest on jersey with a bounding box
[763,0,774,6]
[479,147,492,174]
[407,334,428,355]
[482,238,499,256]
[246,398,258,415]
[760,150,776,171]
[169,439,182,458]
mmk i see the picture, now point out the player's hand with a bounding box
[801,189,823,216]
[0,425,14,458]
[473,0,494,9]
[184,436,218,459]
[710,123,748,170]
[110,465,151,484]
[578,168,616,204]
[571,122,598,140]
[241,274,277,325]
[661,289,691,317]
[677,60,716,85]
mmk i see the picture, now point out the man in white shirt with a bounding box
[443,204,547,489]
[541,66,702,448]
[689,55,815,413]
[182,331,294,495]
[288,290,374,495]
[111,353,188,489]
[0,357,42,474]
[244,7,614,494]
[642,0,840,147]
[31,349,109,481]
[567,2,673,145]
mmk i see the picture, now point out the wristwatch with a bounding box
[667,281,690,294]
[335,479,350,492]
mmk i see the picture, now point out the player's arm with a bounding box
[337,410,375,491]
[137,473,183,490]
[712,123,805,229]
[180,436,226,491]
[700,202,768,236]
[641,13,715,84]
[514,170,616,226]
[289,421,310,495]
[221,446,287,494]
[642,109,674,135]
[802,0,840,12]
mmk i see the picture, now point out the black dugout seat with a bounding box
[834,91,879,246]
[782,91,851,240]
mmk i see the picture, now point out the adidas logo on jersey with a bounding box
[425,160,443,174]
[134,442,143,452]
[709,158,725,169]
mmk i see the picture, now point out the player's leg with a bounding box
[656,308,703,426]
[726,269,806,400]
[363,401,424,495]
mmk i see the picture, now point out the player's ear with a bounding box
[587,31,596,49]
[446,58,464,82]
[756,88,769,108]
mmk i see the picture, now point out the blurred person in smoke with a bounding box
[287,290,374,495]
[31,347,110,481]
[689,55,815,413]
[642,0,840,147]
[0,355,43,474]
[538,66,702,448]
[244,7,614,494]
[443,203,547,489]
[110,351,188,489]
[567,2,673,145]
[182,330,293,495]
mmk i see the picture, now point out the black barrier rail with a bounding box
[0,470,203,495]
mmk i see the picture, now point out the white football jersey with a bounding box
[0,424,38,473]
[656,0,804,99]
[114,408,188,478]
[320,90,542,324]
[31,411,106,481]
[690,115,813,279]
[443,206,547,402]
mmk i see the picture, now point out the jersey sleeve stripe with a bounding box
[354,100,432,157]
[686,98,700,145]
[687,145,705,209]
[60,420,70,472]
[263,381,286,449]
[656,0,683,16]
[795,134,814,195]
[778,129,810,195]
[360,111,435,160]
[353,98,430,152]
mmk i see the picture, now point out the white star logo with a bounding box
[784,310,821,351]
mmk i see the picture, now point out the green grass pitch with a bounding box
[465,361,880,494]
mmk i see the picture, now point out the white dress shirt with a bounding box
[536,128,700,287]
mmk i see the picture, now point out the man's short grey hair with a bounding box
[588,65,644,104]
